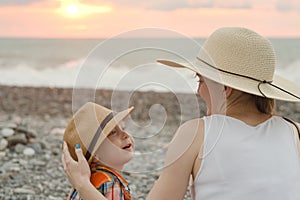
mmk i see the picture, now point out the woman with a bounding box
[62,27,300,199]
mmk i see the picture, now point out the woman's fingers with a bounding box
[75,144,85,163]
[61,149,67,170]
[61,142,91,190]
[74,144,91,179]
[62,141,74,171]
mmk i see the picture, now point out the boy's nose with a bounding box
[121,131,130,139]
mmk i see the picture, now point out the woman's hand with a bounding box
[61,142,91,189]
[61,142,107,200]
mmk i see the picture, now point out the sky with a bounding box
[1,0,300,38]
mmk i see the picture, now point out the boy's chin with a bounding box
[121,150,134,162]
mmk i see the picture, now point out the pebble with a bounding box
[10,165,20,172]
[0,138,8,150]
[2,162,20,172]
[0,122,17,129]
[50,127,65,135]
[1,128,14,137]
[14,188,35,194]
[12,116,22,124]
[18,159,28,166]
[7,133,27,146]
[14,143,26,153]
[23,147,35,156]
[32,160,46,166]
[0,151,6,157]
[15,127,37,139]
[29,143,43,153]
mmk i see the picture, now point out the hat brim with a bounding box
[157,59,300,102]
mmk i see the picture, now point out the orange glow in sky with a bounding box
[0,0,300,38]
[57,0,112,18]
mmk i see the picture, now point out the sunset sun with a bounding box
[58,1,112,18]
[66,4,79,16]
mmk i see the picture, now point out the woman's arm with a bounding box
[147,119,204,200]
[62,142,107,200]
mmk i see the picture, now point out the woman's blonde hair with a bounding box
[253,95,275,114]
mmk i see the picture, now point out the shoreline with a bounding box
[0,85,206,123]
[1,85,299,121]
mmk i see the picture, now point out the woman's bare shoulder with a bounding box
[169,118,205,156]
[178,118,205,131]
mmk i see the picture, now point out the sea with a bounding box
[0,37,299,93]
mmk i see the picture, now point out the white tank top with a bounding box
[191,115,300,200]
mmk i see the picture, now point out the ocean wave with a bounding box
[276,60,300,87]
[0,59,198,93]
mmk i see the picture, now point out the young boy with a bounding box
[63,102,134,200]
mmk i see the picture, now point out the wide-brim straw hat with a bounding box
[157,27,300,102]
[63,102,134,163]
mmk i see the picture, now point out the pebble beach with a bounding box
[0,85,299,200]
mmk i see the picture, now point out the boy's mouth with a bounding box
[122,144,132,151]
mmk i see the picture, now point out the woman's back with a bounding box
[192,115,300,200]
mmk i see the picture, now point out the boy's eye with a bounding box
[109,130,117,136]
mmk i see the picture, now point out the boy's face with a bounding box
[93,122,135,169]
[106,123,134,152]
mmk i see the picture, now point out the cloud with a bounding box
[276,1,300,12]
[153,0,216,10]
[95,0,252,11]
[104,0,300,12]
[0,0,45,6]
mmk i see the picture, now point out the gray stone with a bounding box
[7,133,27,146]
[50,127,65,135]
[43,152,51,160]
[14,188,35,194]
[10,165,20,172]
[32,160,46,166]
[15,127,37,139]
[0,151,6,157]
[29,142,43,153]
[23,147,35,156]
[18,159,28,166]
[39,140,48,149]
[0,122,17,129]
[2,162,20,172]
[14,143,26,153]
[12,116,22,124]
[0,138,8,150]
[1,128,14,137]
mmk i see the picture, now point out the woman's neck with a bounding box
[225,93,272,126]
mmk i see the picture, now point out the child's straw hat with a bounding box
[63,102,134,163]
